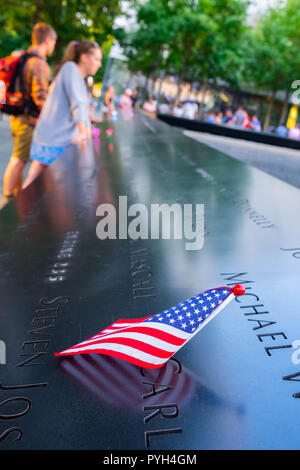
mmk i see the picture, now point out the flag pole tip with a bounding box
[233,284,245,296]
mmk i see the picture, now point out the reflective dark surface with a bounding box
[0,113,300,449]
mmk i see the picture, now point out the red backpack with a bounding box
[0,51,39,116]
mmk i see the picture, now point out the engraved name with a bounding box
[0,296,70,443]
[221,272,296,399]
[130,244,156,299]
[140,358,183,447]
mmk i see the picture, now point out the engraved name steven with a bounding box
[0,296,70,444]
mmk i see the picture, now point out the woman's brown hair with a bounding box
[55,40,100,75]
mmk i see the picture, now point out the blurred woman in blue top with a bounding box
[23,40,102,188]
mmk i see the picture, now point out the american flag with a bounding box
[55,284,245,369]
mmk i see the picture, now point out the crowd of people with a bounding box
[156,102,263,131]
[204,107,262,131]
[153,99,300,139]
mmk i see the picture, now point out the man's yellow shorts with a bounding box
[10,116,34,164]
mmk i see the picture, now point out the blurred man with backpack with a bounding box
[2,23,56,198]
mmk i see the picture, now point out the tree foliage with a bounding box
[247,0,300,94]
[0,0,122,78]
[116,0,250,89]
[243,0,300,128]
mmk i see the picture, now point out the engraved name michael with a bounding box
[221,272,299,399]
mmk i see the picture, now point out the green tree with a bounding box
[117,0,250,110]
[246,0,300,129]
[116,0,217,100]
[0,0,122,79]
[196,0,250,117]
[115,0,175,93]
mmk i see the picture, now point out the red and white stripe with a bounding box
[55,317,190,369]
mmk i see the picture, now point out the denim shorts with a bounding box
[30,142,70,165]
